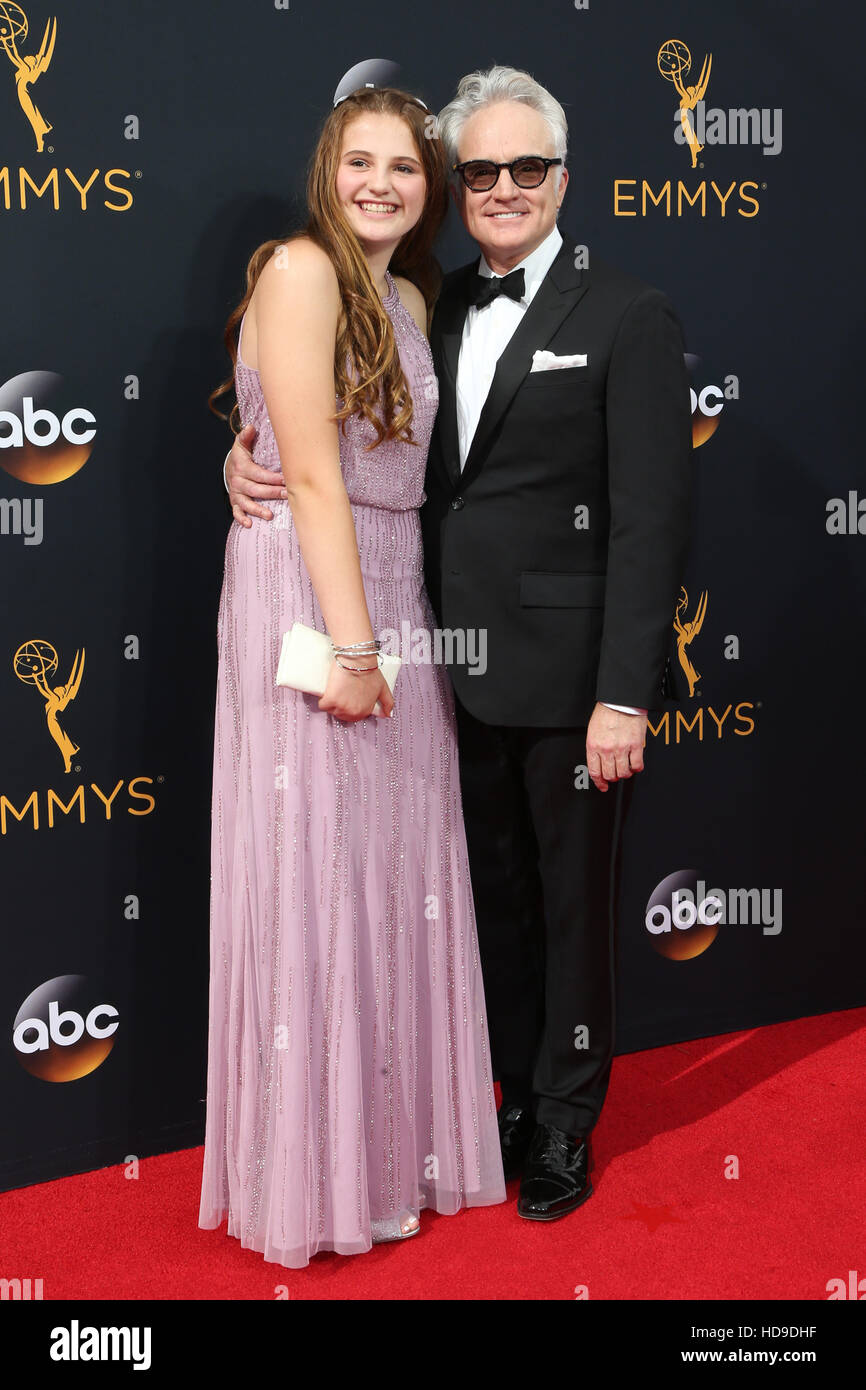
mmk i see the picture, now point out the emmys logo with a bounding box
[612,39,775,219]
[3,635,160,835]
[648,586,758,745]
[0,2,55,152]
[658,39,711,170]
[658,39,783,163]
[674,587,707,698]
[0,6,136,211]
[13,974,118,1081]
[0,372,96,483]
[14,638,84,771]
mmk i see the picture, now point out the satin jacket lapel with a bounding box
[430,235,590,493]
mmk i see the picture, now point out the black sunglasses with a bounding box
[452,156,563,191]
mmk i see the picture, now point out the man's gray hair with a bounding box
[437,65,568,191]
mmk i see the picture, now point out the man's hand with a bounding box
[227,423,288,527]
[586,702,648,792]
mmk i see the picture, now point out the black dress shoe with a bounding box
[517,1122,594,1221]
[497,1104,536,1181]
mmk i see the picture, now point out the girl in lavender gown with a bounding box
[198,86,505,1268]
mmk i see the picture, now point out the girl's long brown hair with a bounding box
[208,87,448,449]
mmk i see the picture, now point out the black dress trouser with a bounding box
[454,694,633,1138]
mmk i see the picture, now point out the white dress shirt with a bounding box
[457,224,645,718]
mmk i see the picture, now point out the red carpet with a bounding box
[4,1008,864,1300]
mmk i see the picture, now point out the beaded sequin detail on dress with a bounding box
[198,269,506,1267]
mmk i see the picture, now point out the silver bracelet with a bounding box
[334,653,381,675]
[331,639,380,654]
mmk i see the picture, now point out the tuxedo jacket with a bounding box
[419,230,693,728]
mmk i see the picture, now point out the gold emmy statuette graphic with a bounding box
[658,38,712,170]
[0,3,57,152]
[14,638,84,772]
[673,586,707,697]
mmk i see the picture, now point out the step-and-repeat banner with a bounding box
[2,0,863,1190]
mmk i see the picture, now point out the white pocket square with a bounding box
[529,349,588,372]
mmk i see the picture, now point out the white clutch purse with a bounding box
[275,621,401,716]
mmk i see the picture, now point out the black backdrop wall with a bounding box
[2,0,864,1191]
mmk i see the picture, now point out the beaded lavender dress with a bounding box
[198,269,506,1268]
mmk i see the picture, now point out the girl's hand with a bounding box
[318,659,394,722]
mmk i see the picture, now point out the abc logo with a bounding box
[645,870,722,960]
[685,353,734,449]
[13,974,118,1082]
[0,371,96,485]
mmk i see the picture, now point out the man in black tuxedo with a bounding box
[225,66,692,1222]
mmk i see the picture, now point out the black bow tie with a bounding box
[469,266,525,310]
